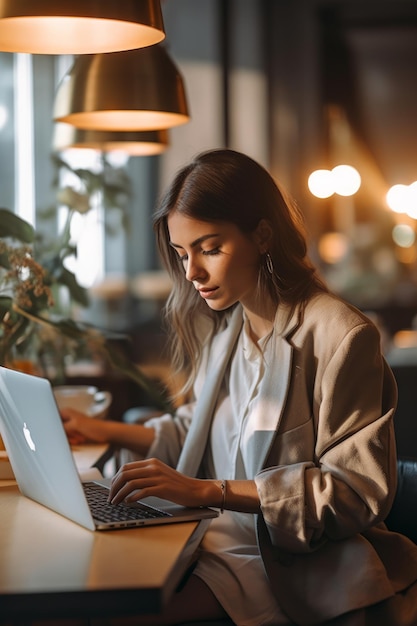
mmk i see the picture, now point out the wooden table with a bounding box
[0,445,208,623]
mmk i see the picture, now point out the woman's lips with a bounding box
[198,287,219,299]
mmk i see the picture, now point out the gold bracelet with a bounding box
[219,479,227,514]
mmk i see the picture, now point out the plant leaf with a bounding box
[0,295,13,319]
[0,250,11,269]
[0,209,35,243]
[56,267,90,307]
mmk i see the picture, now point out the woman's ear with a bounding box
[253,219,273,253]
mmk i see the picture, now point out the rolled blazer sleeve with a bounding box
[255,318,398,554]
[144,401,195,467]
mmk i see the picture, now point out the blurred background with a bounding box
[1,0,417,399]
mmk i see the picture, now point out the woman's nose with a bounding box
[185,257,206,282]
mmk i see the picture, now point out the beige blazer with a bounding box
[151,291,417,625]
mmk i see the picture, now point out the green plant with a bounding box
[0,208,173,414]
[0,208,55,365]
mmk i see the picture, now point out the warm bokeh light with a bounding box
[318,232,349,263]
[308,169,335,198]
[386,184,410,214]
[386,181,417,218]
[308,164,361,198]
[392,224,416,248]
[331,165,361,196]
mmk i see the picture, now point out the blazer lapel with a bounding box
[239,303,300,477]
[177,303,301,478]
[244,330,293,477]
[176,307,243,476]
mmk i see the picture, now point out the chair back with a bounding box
[385,458,417,544]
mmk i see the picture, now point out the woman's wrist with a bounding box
[197,479,225,510]
[202,479,261,514]
[219,479,227,513]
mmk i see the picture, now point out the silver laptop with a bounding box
[0,366,218,531]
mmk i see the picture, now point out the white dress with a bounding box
[193,319,290,626]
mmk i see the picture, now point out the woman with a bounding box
[64,149,417,626]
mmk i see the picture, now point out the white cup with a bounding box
[53,385,112,419]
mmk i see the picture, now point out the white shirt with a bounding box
[194,318,289,626]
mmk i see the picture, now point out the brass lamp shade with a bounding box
[53,45,190,131]
[0,0,165,54]
[53,124,169,156]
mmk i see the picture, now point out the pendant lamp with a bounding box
[53,124,169,156]
[53,45,190,131]
[0,0,165,54]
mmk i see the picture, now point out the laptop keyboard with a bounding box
[83,482,171,523]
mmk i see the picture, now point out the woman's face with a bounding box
[167,211,262,312]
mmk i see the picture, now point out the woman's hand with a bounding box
[60,407,108,445]
[108,458,215,508]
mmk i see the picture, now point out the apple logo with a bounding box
[23,422,36,451]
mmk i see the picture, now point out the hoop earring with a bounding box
[265,252,274,275]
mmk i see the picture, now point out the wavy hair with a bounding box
[153,149,326,394]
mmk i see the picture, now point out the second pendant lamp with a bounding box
[54,44,190,132]
[53,124,169,157]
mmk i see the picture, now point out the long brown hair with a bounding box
[153,149,326,393]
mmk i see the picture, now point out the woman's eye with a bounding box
[176,246,220,263]
[202,247,220,256]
